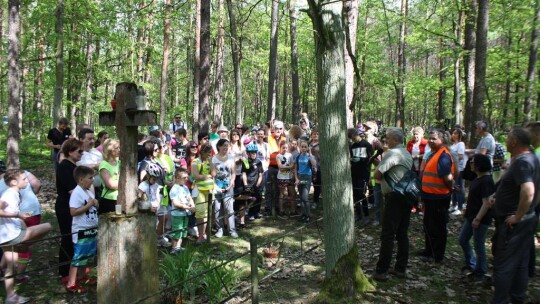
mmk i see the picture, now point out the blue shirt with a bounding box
[296,154,313,176]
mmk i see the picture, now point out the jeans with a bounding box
[298,182,311,217]
[264,167,278,212]
[452,172,465,210]
[458,218,489,275]
[312,166,322,203]
[213,192,236,233]
[492,215,538,304]
[375,192,412,274]
[423,197,451,261]
[55,208,73,277]
[352,178,368,219]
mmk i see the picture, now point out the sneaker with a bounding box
[171,247,184,255]
[230,231,239,238]
[15,275,30,284]
[451,209,462,216]
[158,237,172,248]
[66,283,87,293]
[389,269,406,279]
[311,203,317,209]
[215,228,223,238]
[372,272,389,282]
[4,294,31,304]
[189,227,199,237]
[196,237,207,244]
[448,206,456,212]
[303,216,311,223]
[461,266,474,275]
[248,216,256,221]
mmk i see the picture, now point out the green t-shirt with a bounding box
[99,160,120,200]
[209,132,219,141]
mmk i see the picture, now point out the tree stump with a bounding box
[97,82,159,303]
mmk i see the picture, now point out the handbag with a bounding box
[384,166,420,204]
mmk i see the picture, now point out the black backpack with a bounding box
[384,166,420,204]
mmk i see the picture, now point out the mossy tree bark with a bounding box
[307,0,374,301]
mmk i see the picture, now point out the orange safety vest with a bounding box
[269,151,279,167]
[421,147,455,195]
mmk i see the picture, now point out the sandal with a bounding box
[77,275,97,285]
[66,283,87,293]
[5,294,31,304]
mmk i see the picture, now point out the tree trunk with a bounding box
[266,0,280,122]
[7,0,20,169]
[307,0,374,300]
[199,0,210,133]
[33,31,45,137]
[395,0,407,128]
[463,0,476,144]
[53,0,64,125]
[84,38,95,125]
[343,0,358,128]
[282,67,288,123]
[471,0,488,146]
[226,0,243,125]
[213,0,225,124]
[289,0,300,123]
[524,0,539,123]
[357,4,370,124]
[437,28,445,122]
[159,0,171,128]
[192,0,201,138]
[454,6,464,126]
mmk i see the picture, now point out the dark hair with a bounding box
[175,128,187,138]
[473,154,492,173]
[138,133,147,142]
[58,117,69,125]
[509,127,532,147]
[429,129,445,140]
[73,165,95,181]
[200,143,213,154]
[143,141,156,157]
[452,128,464,142]
[4,169,23,185]
[96,130,109,147]
[78,128,94,141]
[149,129,162,138]
[526,121,540,136]
[61,138,82,156]
[216,138,229,149]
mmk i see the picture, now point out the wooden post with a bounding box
[250,238,259,304]
[97,82,159,303]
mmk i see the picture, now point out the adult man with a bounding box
[420,129,454,263]
[491,127,540,304]
[526,121,540,278]
[76,128,102,170]
[171,128,189,168]
[211,126,229,153]
[475,120,496,164]
[169,114,187,133]
[266,120,287,215]
[372,127,413,281]
[46,117,72,172]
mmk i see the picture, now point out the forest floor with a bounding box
[1,167,540,304]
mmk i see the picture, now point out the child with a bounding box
[294,141,317,223]
[1,169,51,304]
[243,144,264,221]
[137,164,166,247]
[349,129,373,223]
[169,168,196,254]
[67,166,99,293]
[191,143,215,243]
[277,141,296,217]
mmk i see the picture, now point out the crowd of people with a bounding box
[0,113,539,304]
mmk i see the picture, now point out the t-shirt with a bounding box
[169,122,187,133]
[212,155,235,193]
[99,160,120,200]
[169,184,191,216]
[138,181,163,209]
[376,144,413,195]
[242,158,263,187]
[277,153,294,180]
[70,185,98,243]
[493,142,506,172]
[47,127,72,152]
[0,188,22,244]
[476,133,496,164]
[350,139,373,181]
[494,152,540,218]
[0,172,41,216]
[464,175,495,225]
[77,148,103,169]
[450,142,467,171]
[171,141,187,166]
[296,154,314,176]
[230,144,245,176]
[56,159,78,213]
[255,142,270,171]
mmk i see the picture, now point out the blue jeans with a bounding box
[452,172,465,210]
[458,218,489,275]
[298,182,311,217]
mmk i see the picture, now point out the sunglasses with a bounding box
[74,149,84,154]
[175,117,181,119]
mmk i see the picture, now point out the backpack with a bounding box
[384,166,420,204]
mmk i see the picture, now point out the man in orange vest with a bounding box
[265,120,287,216]
[419,129,455,263]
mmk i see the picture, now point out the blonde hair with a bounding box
[412,126,424,136]
[102,138,120,161]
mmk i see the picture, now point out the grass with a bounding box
[0,134,51,169]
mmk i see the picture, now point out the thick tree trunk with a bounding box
[213,0,225,124]
[357,5,370,124]
[159,0,171,128]
[266,0,280,122]
[53,0,64,125]
[198,0,210,133]
[463,0,476,144]
[7,0,20,169]
[226,0,243,125]
[307,0,374,300]
[471,0,488,146]
[192,0,201,138]
[289,0,300,123]
[395,0,407,128]
[524,0,539,123]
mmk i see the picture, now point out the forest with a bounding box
[1,0,538,142]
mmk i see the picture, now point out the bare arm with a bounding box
[505,182,535,226]
[472,197,492,228]
[100,168,119,190]
[26,172,41,194]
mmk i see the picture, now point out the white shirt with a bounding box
[0,188,22,244]
[70,185,98,243]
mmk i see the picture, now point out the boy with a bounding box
[169,168,196,254]
[66,166,99,293]
[1,169,51,304]
[243,144,264,220]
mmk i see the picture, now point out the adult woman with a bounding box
[55,138,82,282]
[191,143,215,243]
[212,139,238,238]
[406,126,429,174]
[449,128,467,215]
[98,139,120,214]
[310,129,321,208]
[94,130,109,153]
[230,129,246,199]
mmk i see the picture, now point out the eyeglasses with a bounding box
[175,116,181,119]
[276,128,283,130]
[190,146,198,149]
[153,148,159,152]
[76,149,84,154]
[203,137,209,140]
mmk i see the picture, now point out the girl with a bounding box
[277,141,295,217]
[309,130,321,208]
[294,141,317,223]
[191,143,215,243]
[449,128,467,215]
[212,139,238,238]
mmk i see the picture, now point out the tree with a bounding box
[524,0,539,123]
[306,0,374,301]
[463,0,476,142]
[289,0,300,123]
[267,0,280,122]
[227,0,243,125]
[7,0,21,169]
[343,0,358,128]
[471,0,488,145]
[198,0,210,132]
[395,0,408,128]
[192,0,201,137]
[53,0,64,125]
[213,0,225,124]
[159,0,172,127]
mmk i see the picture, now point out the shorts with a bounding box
[194,190,210,219]
[157,205,171,216]
[278,179,293,189]
[171,215,188,239]
[72,236,97,267]
[0,228,26,249]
